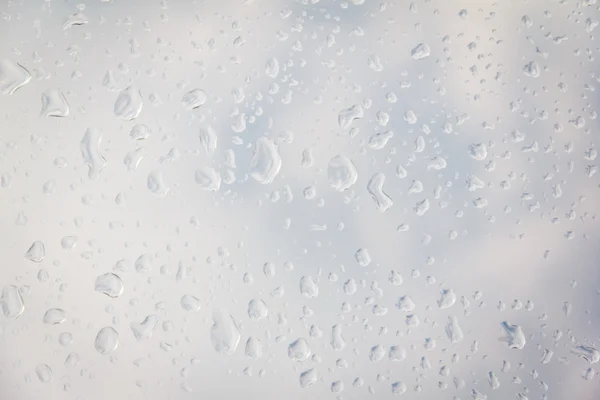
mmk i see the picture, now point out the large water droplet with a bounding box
[210,310,241,355]
[250,137,282,184]
[500,321,526,349]
[95,326,119,355]
[299,368,317,388]
[411,43,431,59]
[114,85,143,121]
[247,298,268,320]
[130,315,157,341]
[40,89,69,117]
[35,364,53,383]
[81,128,106,179]
[338,104,364,129]
[0,59,31,95]
[43,308,66,325]
[25,241,45,263]
[94,273,123,298]
[195,166,221,191]
[147,170,169,197]
[1,285,24,319]
[182,89,207,110]
[328,155,358,191]
[288,338,311,361]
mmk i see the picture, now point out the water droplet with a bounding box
[25,241,45,263]
[114,85,143,121]
[370,345,386,362]
[410,43,431,59]
[181,295,201,312]
[396,295,415,312]
[391,381,406,396]
[63,12,88,29]
[210,310,240,355]
[389,346,406,361]
[468,143,488,160]
[60,236,77,250]
[1,285,24,319]
[81,128,106,179]
[355,248,371,267]
[328,155,358,191]
[135,254,152,273]
[288,338,311,361]
[130,124,151,141]
[445,316,463,343]
[245,337,263,359]
[571,346,599,364]
[247,298,268,320]
[182,89,207,110]
[40,89,69,117]
[438,289,456,309]
[35,364,52,383]
[0,59,31,95]
[95,327,119,355]
[43,308,66,325]
[523,61,540,78]
[331,324,346,351]
[299,368,317,388]
[95,273,123,298]
[265,57,280,78]
[130,315,157,341]
[199,126,218,155]
[338,104,364,129]
[195,166,221,191]
[250,137,282,184]
[147,170,169,197]
[300,276,319,298]
[500,321,526,349]
[367,173,393,212]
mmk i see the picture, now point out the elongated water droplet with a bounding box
[250,137,282,184]
[1,285,24,319]
[199,126,218,155]
[81,128,106,179]
[445,316,463,343]
[147,170,169,197]
[571,346,600,364]
[210,310,240,355]
[331,324,346,351]
[367,173,393,212]
[35,364,52,383]
[245,337,263,359]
